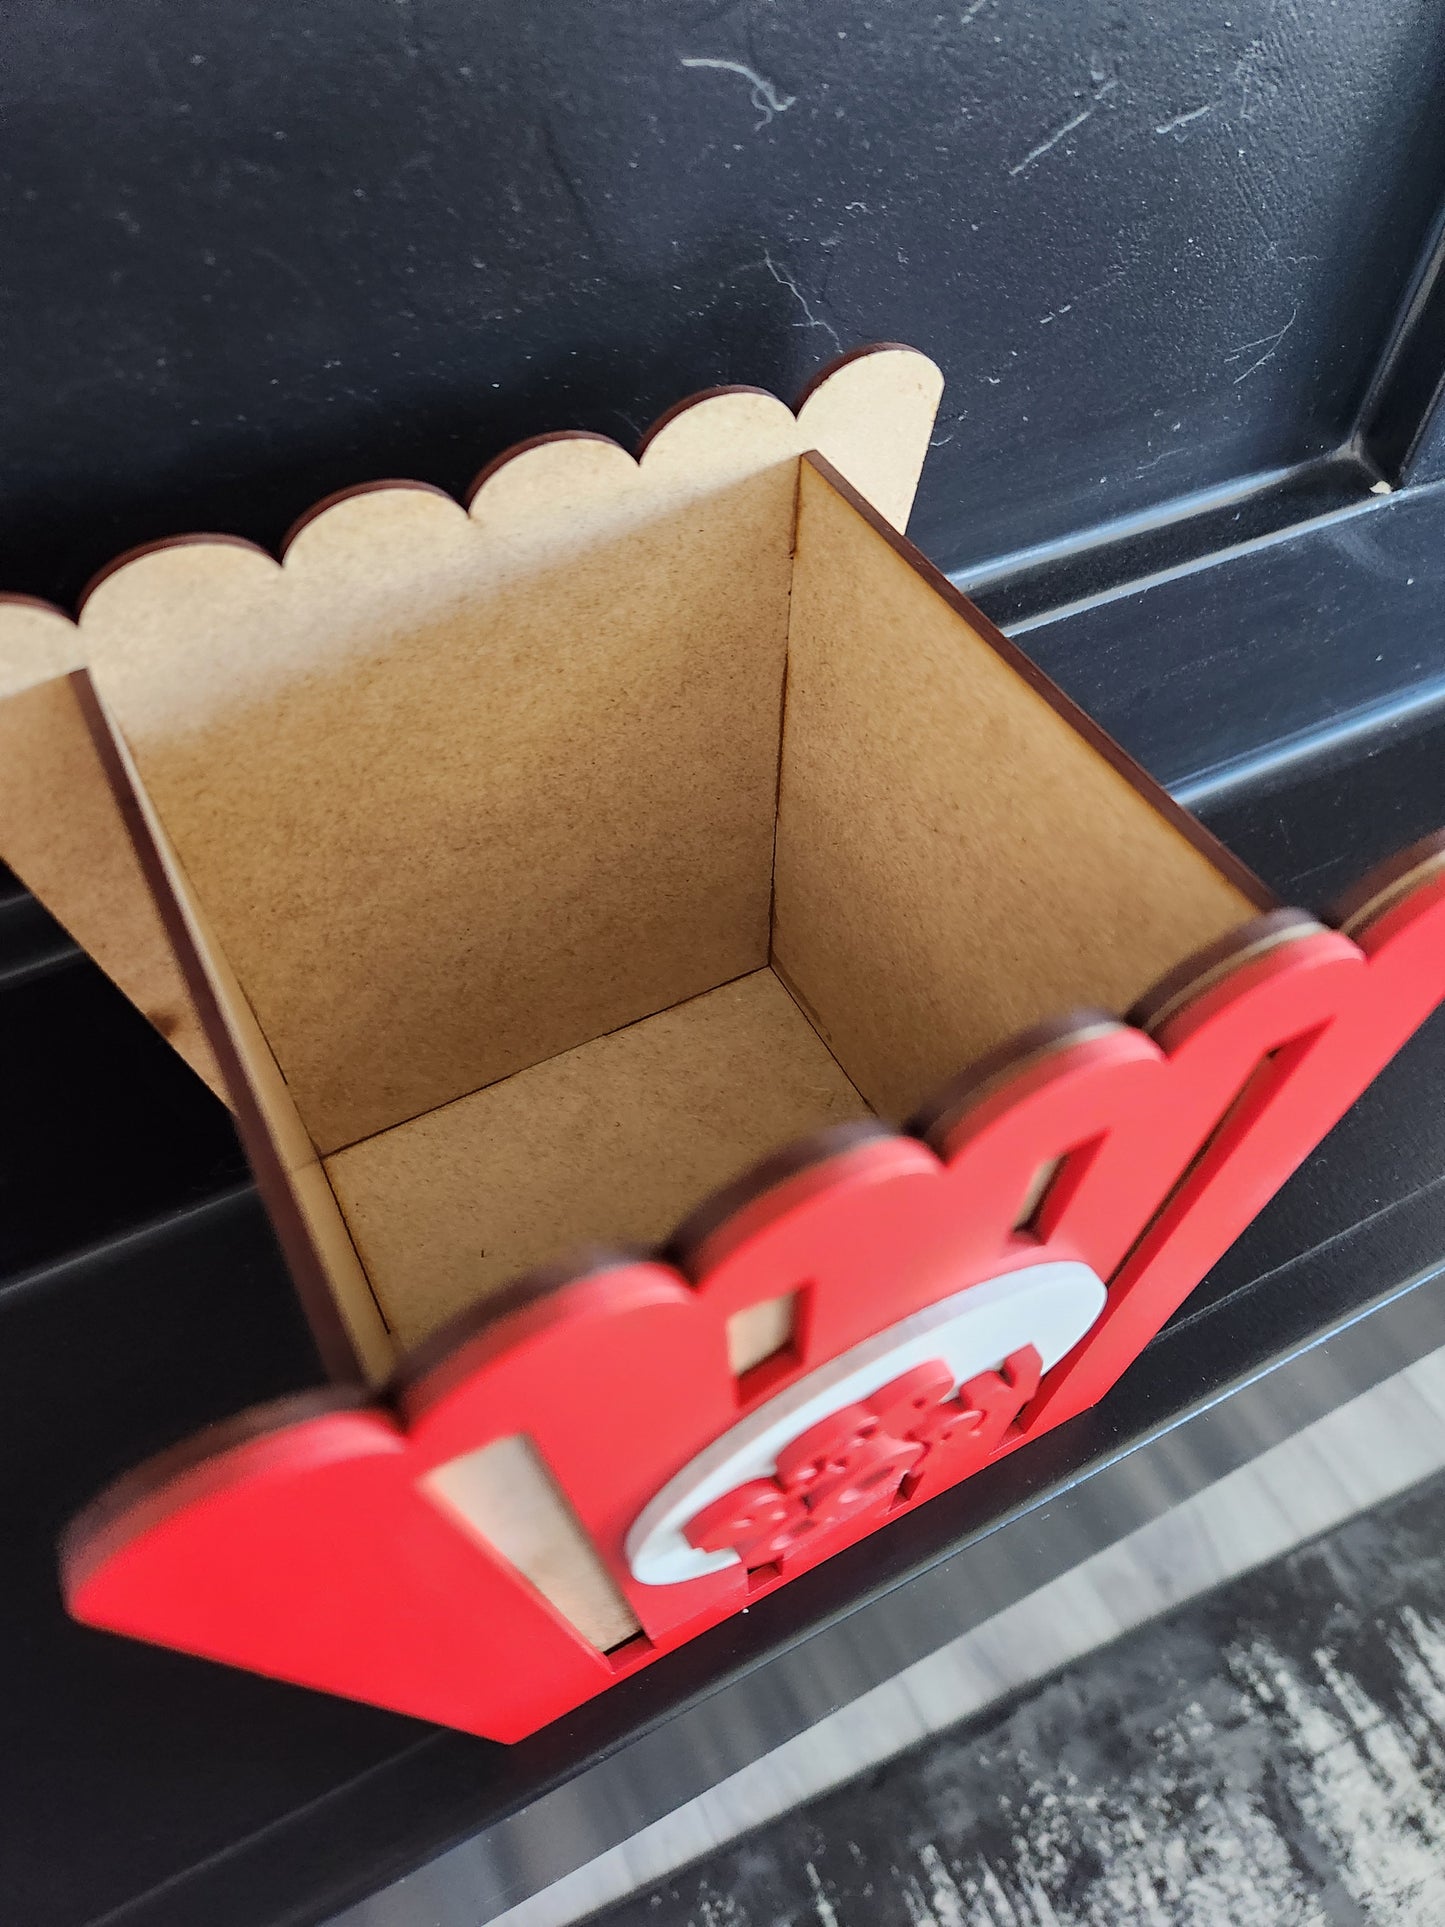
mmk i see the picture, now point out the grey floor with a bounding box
[483,1344,1445,1927]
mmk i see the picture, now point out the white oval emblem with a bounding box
[626,1259,1105,1587]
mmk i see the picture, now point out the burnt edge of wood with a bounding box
[465,429,624,506]
[1328,828,1445,934]
[633,384,781,459]
[76,531,273,622]
[1126,907,1325,1035]
[799,452,1279,918]
[906,1011,1124,1148]
[284,476,455,554]
[663,1119,899,1280]
[68,669,370,1388]
[387,1244,655,1398]
[792,341,926,412]
[0,588,78,625]
[58,1385,371,1590]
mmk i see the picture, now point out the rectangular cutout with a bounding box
[726,1292,797,1377]
[422,1435,641,1652]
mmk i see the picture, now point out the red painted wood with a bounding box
[61,855,1445,1742]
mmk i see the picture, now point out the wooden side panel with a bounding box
[772,456,1269,1121]
[325,967,868,1348]
[77,351,941,1156]
[0,601,222,1096]
[76,675,394,1384]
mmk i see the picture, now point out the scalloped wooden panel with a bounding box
[0,347,942,1144]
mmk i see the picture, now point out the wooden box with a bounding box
[4,345,1443,1741]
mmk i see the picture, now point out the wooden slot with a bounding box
[1012,1157,1064,1234]
[726,1292,797,1376]
[324,968,869,1350]
[421,1434,641,1651]
[771,455,1275,1121]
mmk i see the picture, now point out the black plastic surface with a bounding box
[0,957,247,1280]
[1001,479,1445,793]
[5,1,1445,602]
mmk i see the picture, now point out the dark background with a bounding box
[5,0,1445,607]
[4,3,1445,1924]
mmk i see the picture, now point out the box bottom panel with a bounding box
[324,967,870,1348]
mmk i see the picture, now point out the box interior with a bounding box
[85,451,1270,1380]
[317,457,1264,1351]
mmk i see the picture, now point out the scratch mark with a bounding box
[680,56,796,129]
[1155,102,1215,135]
[1009,79,1116,177]
[539,117,602,252]
[1225,301,1298,382]
[1136,442,1187,474]
[252,244,319,298]
[844,200,869,212]
[762,252,841,351]
[1236,39,1265,123]
[1233,7,1283,130]
[804,1861,841,1927]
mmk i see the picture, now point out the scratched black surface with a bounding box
[4,0,1445,603]
[7,2,1445,1922]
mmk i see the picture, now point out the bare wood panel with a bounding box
[772,456,1264,1121]
[79,353,941,1155]
[325,968,869,1349]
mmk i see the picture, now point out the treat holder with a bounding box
[2,344,1443,1743]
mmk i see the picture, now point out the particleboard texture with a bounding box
[771,457,1265,1122]
[61,348,940,1157]
[325,967,869,1349]
[0,607,222,1096]
[81,682,394,1383]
